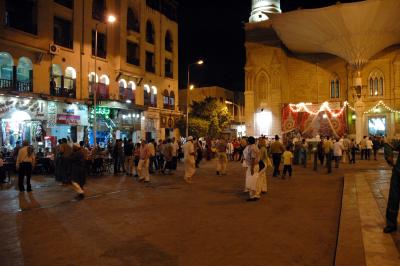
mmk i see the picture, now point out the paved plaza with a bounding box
[0,157,398,265]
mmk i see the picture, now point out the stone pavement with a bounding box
[335,158,400,266]
[0,156,395,266]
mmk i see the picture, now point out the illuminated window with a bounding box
[369,69,384,96]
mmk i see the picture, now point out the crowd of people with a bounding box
[1,134,389,201]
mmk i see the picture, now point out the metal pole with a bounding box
[93,24,98,146]
[186,66,190,138]
[238,103,242,136]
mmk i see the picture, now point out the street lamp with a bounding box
[225,100,243,136]
[186,59,204,138]
[93,14,116,145]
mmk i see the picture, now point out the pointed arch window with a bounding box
[330,77,340,99]
[369,69,384,96]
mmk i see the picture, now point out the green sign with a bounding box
[90,106,111,119]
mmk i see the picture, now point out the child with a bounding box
[282,146,294,179]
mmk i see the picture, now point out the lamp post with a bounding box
[93,14,116,146]
[186,59,203,138]
[225,100,243,136]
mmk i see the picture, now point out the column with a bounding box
[244,90,254,136]
[354,100,365,144]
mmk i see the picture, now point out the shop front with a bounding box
[90,101,144,146]
[0,96,47,151]
[47,101,88,145]
[160,113,180,140]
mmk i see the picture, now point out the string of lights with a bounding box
[288,101,354,117]
[363,100,400,114]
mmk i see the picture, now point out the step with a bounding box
[335,170,400,266]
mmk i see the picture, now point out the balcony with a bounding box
[0,78,33,93]
[119,87,135,103]
[50,87,76,98]
[50,77,76,98]
[89,83,109,99]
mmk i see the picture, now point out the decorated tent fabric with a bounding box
[282,104,347,138]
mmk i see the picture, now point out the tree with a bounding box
[179,97,232,138]
[176,117,210,138]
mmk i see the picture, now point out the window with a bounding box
[163,89,169,108]
[54,17,73,49]
[5,0,38,35]
[92,0,105,21]
[165,59,173,78]
[128,81,136,103]
[0,52,14,81]
[126,41,140,66]
[368,70,384,96]
[144,84,151,106]
[127,8,139,32]
[330,77,340,98]
[150,86,157,107]
[92,31,107,58]
[169,91,175,109]
[16,57,33,92]
[54,0,73,9]
[145,51,155,73]
[165,31,173,52]
[146,20,155,44]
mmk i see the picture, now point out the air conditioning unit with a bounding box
[49,44,60,55]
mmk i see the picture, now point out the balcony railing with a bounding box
[50,87,76,98]
[89,83,109,99]
[0,78,33,92]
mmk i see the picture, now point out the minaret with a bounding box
[249,0,282,22]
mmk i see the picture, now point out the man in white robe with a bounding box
[183,136,196,183]
[244,136,261,201]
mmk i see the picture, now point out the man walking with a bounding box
[270,135,285,177]
[138,140,150,182]
[183,136,196,183]
[216,138,228,175]
[324,136,333,173]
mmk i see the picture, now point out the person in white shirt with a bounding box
[16,140,36,192]
[147,139,156,173]
[138,140,150,182]
[333,139,344,168]
[183,136,196,183]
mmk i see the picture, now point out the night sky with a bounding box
[178,0,363,91]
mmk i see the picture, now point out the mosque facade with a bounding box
[244,0,400,142]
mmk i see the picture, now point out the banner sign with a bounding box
[56,114,80,125]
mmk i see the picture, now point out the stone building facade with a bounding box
[0,0,180,146]
[244,1,400,140]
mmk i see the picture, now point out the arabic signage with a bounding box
[0,96,47,120]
